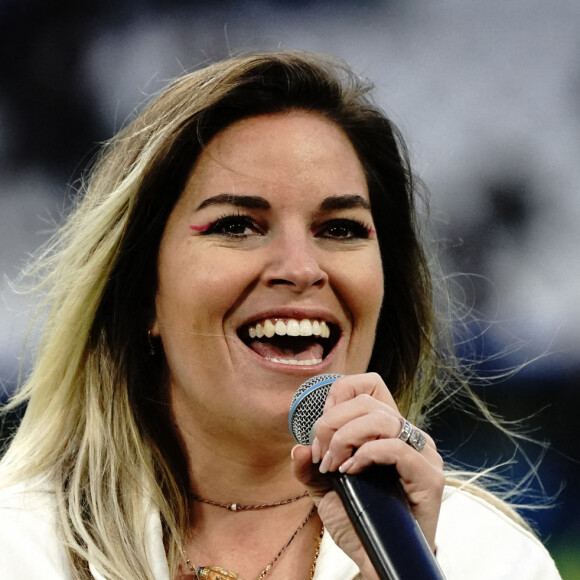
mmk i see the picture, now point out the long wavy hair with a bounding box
[0,50,508,579]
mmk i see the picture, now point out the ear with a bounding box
[147,294,161,338]
[150,317,160,337]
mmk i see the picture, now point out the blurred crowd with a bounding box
[1,1,579,576]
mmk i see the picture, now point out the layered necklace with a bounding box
[192,491,309,512]
[184,492,323,580]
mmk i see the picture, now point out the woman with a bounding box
[0,51,561,579]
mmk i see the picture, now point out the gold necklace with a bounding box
[192,491,309,512]
[184,505,321,580]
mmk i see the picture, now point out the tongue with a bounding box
[248,339,324,362]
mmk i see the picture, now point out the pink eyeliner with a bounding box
[189,223,212,232]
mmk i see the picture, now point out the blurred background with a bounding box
[1,0,578,576]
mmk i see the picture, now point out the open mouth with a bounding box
[237,318,340,366]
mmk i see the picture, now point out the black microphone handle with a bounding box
[329,464,446,580]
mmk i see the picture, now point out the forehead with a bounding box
[183,111,369,205]
[206,111,357,160]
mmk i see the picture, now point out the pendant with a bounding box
[197,565,241,580]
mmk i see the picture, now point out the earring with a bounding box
[147,329,156,356]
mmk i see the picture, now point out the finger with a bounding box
[346,438,445,525]
[312,393,391,463]
[324,373,396,413]
[316,394,399,439]
[316,408,401,473]
[337,437,445,551]
[290,445,332,502]
[337,436,442,479]
[313,392,401,461]
[326,419,438,475]
[314,398,436,471]
[312,373,398,464]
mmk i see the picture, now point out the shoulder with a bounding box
[313,483,562,580]
[0,477,72,578]
[436,484,562,580]
[0,474,54,505]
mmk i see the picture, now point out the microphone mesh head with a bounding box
[288,374,343,445]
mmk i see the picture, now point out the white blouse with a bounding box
[0,479,562,579]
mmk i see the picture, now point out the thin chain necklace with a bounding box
[184,505,320,580]
[192,491,309,512]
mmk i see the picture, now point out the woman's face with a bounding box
[152,111,384,438]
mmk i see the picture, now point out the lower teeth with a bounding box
[267,357,322,366]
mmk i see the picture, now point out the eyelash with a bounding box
[199,213,263,237]
[197,213,373,240]
[314,218,373,240]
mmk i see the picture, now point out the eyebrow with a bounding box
[320,195,371,211]
[196,194,271,211]
[196,193,371,213]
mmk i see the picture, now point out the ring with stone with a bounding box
[408,428,427,452]
[398,418,412,443]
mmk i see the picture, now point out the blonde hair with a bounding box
[0,50,533,578]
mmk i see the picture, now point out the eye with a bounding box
[201,214,264,237]
[315,219,373,240]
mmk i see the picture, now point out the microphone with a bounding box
[289,374,446,580]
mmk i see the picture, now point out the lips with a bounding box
[238,317,339,366]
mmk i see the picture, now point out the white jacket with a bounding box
[0,479,562,579]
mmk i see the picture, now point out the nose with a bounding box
[262,229,328,292]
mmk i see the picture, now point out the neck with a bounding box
[172,397,302,502]
[181,489,320,580]
[187,431,303,503]
[174,412,320,579]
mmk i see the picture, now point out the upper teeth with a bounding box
[248,319,331,339]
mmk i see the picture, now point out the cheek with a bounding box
[350,252,384,318]
[332,249,383,343]
[155,248,254,329]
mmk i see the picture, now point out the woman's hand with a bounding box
[290,373,444,579]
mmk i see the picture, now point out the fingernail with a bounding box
[290,444,300,461]
[338,457,354,473]
[319,450,333,474]
[311,437,321,464]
